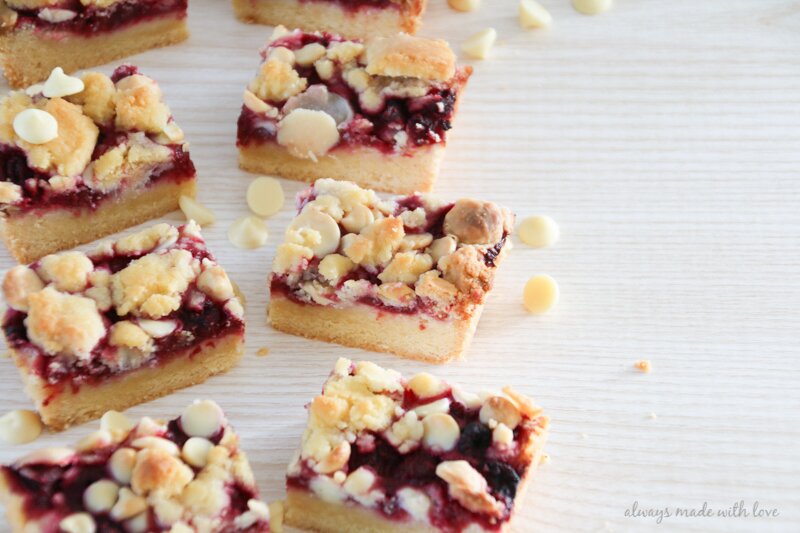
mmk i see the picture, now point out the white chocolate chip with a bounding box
[181,400,223,438]
[100,411,134,438]
[422,413,460,452]
[84,479,119,514]
[318,254,355,283]
[480,396,522,430]
[38,8,77,23]
[343,467,376,496]
[12,108,58,144]
[408,373,448,399]
[109,447,136,484]
[59,513,96,533]
[228,216,269,249]
[519,0,552,28]
[277,109,340,160]
[452,386,482,409]
[493,423,514,447]
[110,488,147,521]
[572,0,613,15]
[246,176,285,217]
[294,43,327,66]
[518,215,559,248]
[137,319,177,338]
[268,46,296,65]
[179,196,216,227]
[523,274,559,314]
[130,436,180,456]
[0,410,43,445]
[341,204,375,234]
[448,0,480,11]
[182,437,214,468]
[412,398,451,418]
[287,206,341,257]
[397,487,432,521]
[462,28,497,60]
[42,67,85,98]
[76,430,113,452]
[126,512,149,533]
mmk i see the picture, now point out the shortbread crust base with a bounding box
[231,0,424,39]
[11,333,244,431]
[0,178,196,264]
[268,293,482,363]
[239,142,443,195]
[0,14,188,88]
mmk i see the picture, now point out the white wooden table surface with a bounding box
[2,0,799,531]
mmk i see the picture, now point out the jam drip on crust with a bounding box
[1,402,271,532]
[269,180,514,322]
[237,28,470,156]
[286,359,549,532]
[1,222,245,394]
[0,65,195,216]
[8,0,187,35]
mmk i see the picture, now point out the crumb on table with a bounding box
[257,347,270,357]
[634,359,652,373]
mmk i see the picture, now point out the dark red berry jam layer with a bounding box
[288,391,532,532]
[10,0,187,36]
[236,32,461,155]
[1,420,264,533]
[2,230,244,394]
[299,0,402,14]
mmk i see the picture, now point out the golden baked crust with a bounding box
[365,33,455,81]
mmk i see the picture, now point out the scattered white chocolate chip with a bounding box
[12,109,58,144]
[277,108,340,160]
[520,0,553,28]
[408,373,447,399]
[179,195,216,227]
[480,396,522,429]
[42,67,85,98]
[448,0,480,12]
[59,513,96,533]
[523,274,559,314]
[137,319,177,338]
[109,447,136,484]
[182,437,214,468]
[100,411,134,438]
[518,215,559,248]
[462,28,497,60]
[84,479,119,514]
[246,176,284,217]
[181,400,223,438]
[0,410,43,445]
[422,413,460,452]
[287,206,341,256]
[228,216,269,249]
[572,0,612,15]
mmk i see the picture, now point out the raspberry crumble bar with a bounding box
[0,65,196,263]
[232,0,426,40]
[0,0,188,88]
[268,179,514,363]
[237,28,471,195]
[0,401,275,532]
[284,358,549,532]
[1,221,245,430]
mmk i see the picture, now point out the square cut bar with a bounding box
[0,401,274,532]
[0,65,197,263]
[284,358,549,532]
[232,0,426,40]
[237,27,471,195]
[0,221,246,430]
[268,179,513,363]
[0,0,188,88]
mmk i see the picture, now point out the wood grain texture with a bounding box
[1,0,799,531]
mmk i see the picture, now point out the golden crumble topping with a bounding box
[249,59,308,103]
[26,286,105,360]
[364,34,456,81]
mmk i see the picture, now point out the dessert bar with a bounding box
[232,0,425,40]
[284,358,549,532]
[237,28,471,195]
[0,65,196,263]
[0,0,188,88]
[0,401,274,532]
[268,179,514,363]
[1,221,245,430]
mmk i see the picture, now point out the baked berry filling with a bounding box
[298,0,403,13]
[8,0,187,36]
[1,402,270,532]
[237,29,468,156]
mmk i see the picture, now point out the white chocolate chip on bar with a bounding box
[109,448,136,484]
[341,203,375,234]
[247,176,285,217]
[84,479,120,514]
[277,109,340,159]
[0,410,43,445]
[462,28,497,60]
[228,216,269,249]
[59,513,96,533]
[294,43,327,67]
[38,8,77,24]
[573,0,613,15]
[100,410,134,438]
[408,373,448,399]
[480,396,522,429]
[110,487,147,521]
[179,195,216,227]
[523,274,559,314]
[319,254,356,283]
[182,437,214,468]
[13,108,58,144]
[43,67,85,98]
[343,467,376,496]
[287,206,341,257]
[268,46,296,65]
[448,0,480,12]
[519,215,559,248]
[422,413,460,452]
[181,400,223,438]
[137,319,177,338]
[520,0,553,28]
